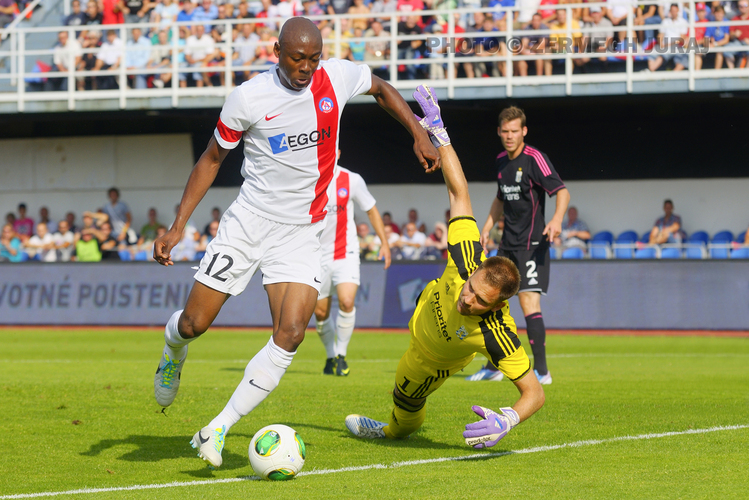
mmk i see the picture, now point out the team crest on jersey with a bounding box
[515,168,523,183]
[455,325,468,340]
[337,187,348,198]
[318,97,334,114]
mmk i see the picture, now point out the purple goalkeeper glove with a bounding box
[463,405,520,449]
[412,85,451,148]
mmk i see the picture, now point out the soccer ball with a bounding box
[249,424,306,481]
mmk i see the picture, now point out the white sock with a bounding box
[208,336,295,433]
[316,318,337,359]
[163,309,191,360]
[335,308,356,357]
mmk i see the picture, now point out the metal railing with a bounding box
[1,2,748,111]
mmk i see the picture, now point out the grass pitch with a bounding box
[1,327,748,499]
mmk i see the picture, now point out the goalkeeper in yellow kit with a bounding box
[345,86,545,448]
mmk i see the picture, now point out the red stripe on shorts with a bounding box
[334,170,350,260]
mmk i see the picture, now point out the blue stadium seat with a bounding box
[639,232,651,243]
[562,247,584,259]
[591,231,614,245]
[549,247,559,260]
[731,248,749,259]
[737,232,746,244]
[711,230,733,243]
[710,247,730,259]
[616,230,638,243]
[614,247,634,259]
[590,244,610,259]
[195,251,206,261]
[118,250,132,261]
[685,246,705,259]
[687,231,709,245]
[634,247,657,259]
[660,248,682,259]
[134,251,148,261]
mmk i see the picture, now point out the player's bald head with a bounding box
[278,17,322,51]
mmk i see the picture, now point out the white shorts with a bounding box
[318,255,361,299]
[194,201,325,296]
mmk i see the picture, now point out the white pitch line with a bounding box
[1,424,747,499]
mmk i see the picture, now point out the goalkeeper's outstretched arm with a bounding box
[439,145,473,221]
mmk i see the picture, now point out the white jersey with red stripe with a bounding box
[320,166,376,261]
[213,59,372,225]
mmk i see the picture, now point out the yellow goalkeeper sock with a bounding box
[383,405,426,439]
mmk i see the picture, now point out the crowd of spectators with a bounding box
[2,194,748,263]
[15,0,749,90]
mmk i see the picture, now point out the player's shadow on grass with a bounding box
[81,434,254,474]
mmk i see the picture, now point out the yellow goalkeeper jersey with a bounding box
[408,216,531,381]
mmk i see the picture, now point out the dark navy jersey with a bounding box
[496,144,565,250]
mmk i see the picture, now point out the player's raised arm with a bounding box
[366,76,440,173]
[412,85,472,219]
[366,205,391,269]
[153,136,231,266]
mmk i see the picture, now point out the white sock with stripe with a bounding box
[163,309,192,361]
[316,318,337,359]
[335,308,356,357]
[208,336,295,433]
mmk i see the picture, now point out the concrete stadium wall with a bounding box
[1,135,748,236]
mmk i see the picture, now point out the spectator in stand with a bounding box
[152,0,179,29]
[25,223,57,262]
[148,30,172,88]
[555,206,590,249]
[126,27,152,89]
[5,212,16,227]
[74,228,102,262]
[396,0,423,20]
[517,13,548,76]
[205,28,226,85]
[233,23,258,83]
[197,220,219,253]
[485,217,504,254]
[51,30,83,91]
[193,0,219,30]
[397,15,423,80]
[124,0,154,24]
[203,207,222,235]
[382,211,401,234]
[373,224,401,259]
[548,8,584,74]
[183,24,215,87]
[54,219,76,262]
[38,206,57,234]
[365,20,391,78]
[606,0,637,43]
[693,3,710,70]
[101,0,125,24]
[348,0,370,31]
[93,30,124,89]
[101,187,133,244]
[267,0,303,28]
[97,221,121,260]
[140,207,161,242]
[348,26,366,61]
[66,211,78,233]
[357,222,377,260]
[236,1,253,19]
[648,199,683,245]
[404,208,426,233]
[0,224,23,262]
[214,4,233,38]
[0,0,15,28]
[396,221,427,260]
[64,0,88,27]
[708,6,732,68]
[251,27,278,75]
[371,0,398,30]
[84,0,103,26]
[474,15,506,77]
[177,0,196,23]
[77,30,102,91]
[729,0,749,67]
[580,6,613,66]
[647,4,688,72]
[327,0,351,16]
[13,203,34,242]
[423,221,447,259]
[302,0,326,28]
[170,204,200,261]
[517,0,542,27]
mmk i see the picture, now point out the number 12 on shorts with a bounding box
[205,253,234,282]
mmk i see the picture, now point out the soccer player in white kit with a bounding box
[315,161,391,376]
[151,18,439,468]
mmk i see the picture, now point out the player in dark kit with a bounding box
[469,106,569,385]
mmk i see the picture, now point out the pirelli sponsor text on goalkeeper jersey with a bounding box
[408,217,531,381]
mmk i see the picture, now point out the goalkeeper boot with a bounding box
[191,425,226,468]
[323,357,337,375]
[535,369,553,385]
[336,355,350,376]
[345,415,386,439]
[466,365,504,382]
[154,348,187,407]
